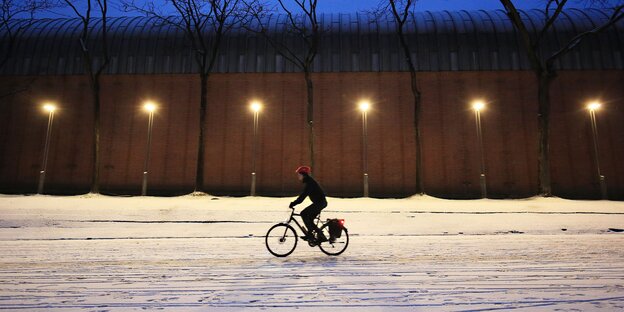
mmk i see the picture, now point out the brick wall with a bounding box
[1,70,622,199]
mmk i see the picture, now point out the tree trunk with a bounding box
[537,71,554,196]
[304,69,315,171]
[90,75,101,194]
[409,69,424,195]
[392,3,425,195]
[401,39,424,194]
[195,72,208,192]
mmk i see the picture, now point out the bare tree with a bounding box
[245,0,320,171]
[123,0,253,193]
[1,0,58,98]
[62,0,110,193]
[499,0,624,196]
[374,0,424,195]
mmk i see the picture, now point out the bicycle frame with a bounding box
[284,207,319,237]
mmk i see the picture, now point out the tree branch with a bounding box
[499,0,544,73]
[546,4,624,70]
[95,0,109,76]
[243,1,306,69]
[277,0,305,36]
[1,0,59,71]
[63,0,88,24]
[123,0,250,75]
[535,0,568,46]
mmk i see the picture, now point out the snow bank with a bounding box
[1,194,623,240]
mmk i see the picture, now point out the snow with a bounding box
[1,194,624,310]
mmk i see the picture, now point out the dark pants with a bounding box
[301,201,327,234]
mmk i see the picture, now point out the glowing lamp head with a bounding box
[472,100,485,112]
[250,101,262,113]
[587,101,601,111]
[143,101,157,113]
[359,101,371,112]
[43,103,56,113]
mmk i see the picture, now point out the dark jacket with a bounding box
[292,174,327,206]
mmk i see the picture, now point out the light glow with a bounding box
[43,103,56,113]
[587,101,601,111]
[472,100,485,112]
[143,101,157,113]
[250,101,262,113]
[358,100,371,112]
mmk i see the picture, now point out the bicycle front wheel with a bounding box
[265,223,298,257]
[318,226,349,256]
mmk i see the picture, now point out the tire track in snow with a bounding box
[1,235,623,310]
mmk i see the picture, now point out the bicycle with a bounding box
[265,207,349,257]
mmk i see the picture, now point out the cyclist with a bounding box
[290,166,328,242]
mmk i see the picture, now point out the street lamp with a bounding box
[359,100,371,197]
[250,101,262,196]
[141,101,157,196]
[587,101,607,199]
[472,100,487,198]
[37,103,57,194]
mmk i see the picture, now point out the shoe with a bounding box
[316,232,328,242]
[301,234,314,241]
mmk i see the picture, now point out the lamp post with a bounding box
[587,101,607,199]
[250,101,262,196]
[472,100,487,198]
[359,100,371,197]
[141,101,156,196]
[37,103,56,194]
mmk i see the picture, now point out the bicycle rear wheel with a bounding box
[265,223,298,257]
[318,225,349,256]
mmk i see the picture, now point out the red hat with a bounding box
[295,166,311,175]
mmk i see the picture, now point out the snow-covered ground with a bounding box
[1,194,623,311]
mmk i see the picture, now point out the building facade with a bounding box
[1,9,623,199]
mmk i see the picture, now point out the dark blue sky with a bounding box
[309,0,555,12]
[39,0,619,18]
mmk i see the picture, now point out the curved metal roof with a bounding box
[0,9,621,75]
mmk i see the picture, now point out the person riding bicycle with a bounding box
[290,166,328,242]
